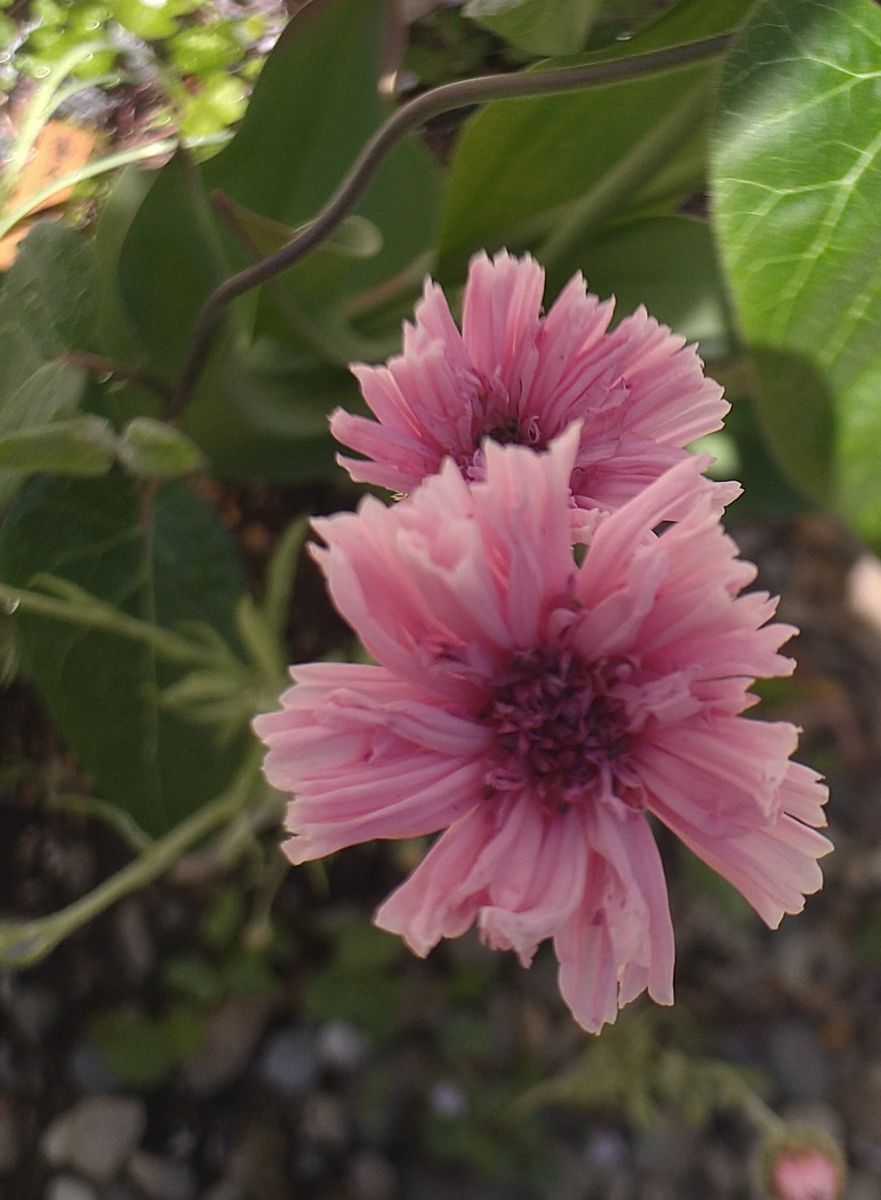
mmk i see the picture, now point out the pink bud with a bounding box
[769,1145,843,1200]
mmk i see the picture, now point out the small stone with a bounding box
[183,997,273,1095]
[428,1081,469,1118]
[300,1093,348,1147]
[45,1177,99,1200]
[41,1096,146,1183]
[768,1019,831,1103]
[317,1021,367,1072]
[347,1150,397,1200]
[0,1104,21,1174]
[115,901,154,985]
[9,983,59,1042]
[69,1040,119,1094]
[258,1026,319,1097]
[128,1151,197,1200]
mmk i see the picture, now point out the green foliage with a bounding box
[712,0,881,539]
[0,474,248,835]
[116,0,439,480]
[557,214,732,355]
[89,1007,180,1088]
[8,0,275,139]
[437,0,747,277]
[464,0,602,57]
[518,1007,768,1129]
[303,921,403,1039]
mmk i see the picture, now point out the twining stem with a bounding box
[0,750,265,968]
[171,32,735,414]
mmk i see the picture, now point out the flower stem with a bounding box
[0,750,265,968]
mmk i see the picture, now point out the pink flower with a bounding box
[254,428,831,1033]
[331,250,728,535]
[771,1149,841,1200]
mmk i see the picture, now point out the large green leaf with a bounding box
[0,474,248,835]
[437,0,746,277]
[464,0,601,57]
[556,215,732,357]
[0,223,101,504]
[711,0,881,533]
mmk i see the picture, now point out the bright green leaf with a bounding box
[464,0,601,57]
[558,214,732,357]
[0,474,248,835]
[0,363,87,506]
[109,0,177,40]
[438,0,745,278]
[117,417,204,479]
[180,75,248,138]
[712,0,881,534]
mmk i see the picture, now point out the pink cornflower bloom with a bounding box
[331,250,728,535]
[254,428,830,1033]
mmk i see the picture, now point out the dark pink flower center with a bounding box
[458,410,546,481]
[482,648,635,813]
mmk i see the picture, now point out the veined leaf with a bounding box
[0,474,248,835]
[712,0,881,535]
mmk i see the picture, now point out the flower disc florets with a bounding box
[484,649,636,813]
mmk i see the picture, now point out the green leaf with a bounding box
[89,1008,177,1088]
[438,0,745,277]
[0,224,102,504]
[0,363,88,506]
[0,415,117,475]
[557,214,732,357]
[0,473,248,835]
[464,0,601,57]
[163,953,225,1004]
[711,0,881,535]
[0,222,97,401]
[117,418,204,479]
[118,152,234,383]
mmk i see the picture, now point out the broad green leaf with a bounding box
[0,362,87,505]
[438,0,745,277]
[464,0,601,57]
[0,221,97,402]
[712,0,881,534]
[0,415,117,475]
[215,195,383,262]
[557,215,732,357]
[118,152,234,382]
[0,473,248,835]
[182,345,352,481]
[0,223,102,504]
[117,418,204,479]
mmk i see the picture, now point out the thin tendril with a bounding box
[170,32,734,415]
